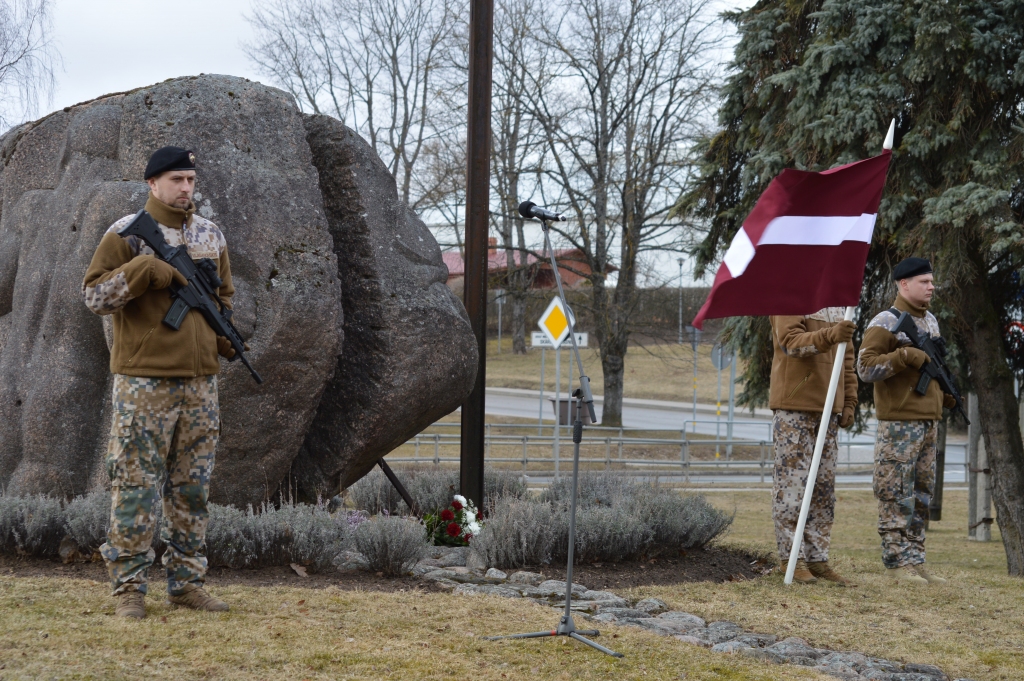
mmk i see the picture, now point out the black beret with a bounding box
[144,146,196,180]
[893,257,932,281]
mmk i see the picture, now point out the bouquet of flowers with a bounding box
[424,494,483,546]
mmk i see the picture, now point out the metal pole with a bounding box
[459,0,494,510]
[678,258,684,345]
[539,347,546,435]
[497,289,503,354]
[727,349,736,458]
[554,344,561,481]
[715,361,722,458]
[692,332,698,431]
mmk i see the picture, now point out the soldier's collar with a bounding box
[145,193,195,229]
[894,294,927,318]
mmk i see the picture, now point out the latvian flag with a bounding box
[692,151,891,329]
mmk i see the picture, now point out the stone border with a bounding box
[372,546,976,681]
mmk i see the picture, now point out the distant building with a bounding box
[443,238,613,293]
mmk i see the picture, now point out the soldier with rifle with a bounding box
[857,257,966,586]
[82,147,254,618]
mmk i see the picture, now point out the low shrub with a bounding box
[63,492,110,552]
[469,497,557,568]
[205,501,352,570]
[549,504,654,564]
[471,473,732,569]
[0,494,66,558]
[346,467,528,517]
[353,516,428,576]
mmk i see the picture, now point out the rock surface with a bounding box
[0,75,475,505]
[292,114,477,494]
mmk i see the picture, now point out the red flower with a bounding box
[476,511,484,521]
[451,500,464,511]
[441,509,455,521]
[446,522,461,537]
[464,533,473,542]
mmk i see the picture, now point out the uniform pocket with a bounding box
[106,408,148,487]
[125,327,156,367]
[872,423,916,516]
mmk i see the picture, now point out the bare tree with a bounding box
[0,0,58,130]
[245,0,460,207]
[489,0,552,354]
[524,0,720,425]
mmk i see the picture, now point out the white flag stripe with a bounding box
[757,213,877,247]
[723,228,756,278]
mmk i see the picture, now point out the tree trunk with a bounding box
[600,333,628,427]
[511,290,527,354]
[958,245,1024,575]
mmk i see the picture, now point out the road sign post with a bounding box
[711,343,733,459]
[535,299,585,482]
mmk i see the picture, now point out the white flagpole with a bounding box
[783,119,895,585]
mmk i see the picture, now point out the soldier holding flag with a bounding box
[769,310,857,585]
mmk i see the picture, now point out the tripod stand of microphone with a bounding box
[483,204,623,659]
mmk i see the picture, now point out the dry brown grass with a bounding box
[635,489,1024,681]
[2,490,1019,680]
[487,339,745,405]
[0,576,823,680]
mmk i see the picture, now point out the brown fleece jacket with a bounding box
[82,194,234,378]
[857,295,943,421]
[768,308,857,413]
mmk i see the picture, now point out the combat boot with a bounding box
[885,565,928,585]
[807,561,854,586]
[115,591,146,619]
[913,564,947,584]
[168,585,229,612]
[782,559,818,583]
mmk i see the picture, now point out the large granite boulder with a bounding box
[0,75,475,507]
[294,115,477,493]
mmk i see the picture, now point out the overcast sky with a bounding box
[50,0,264,111]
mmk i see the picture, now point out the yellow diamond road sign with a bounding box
[538,297,572,348]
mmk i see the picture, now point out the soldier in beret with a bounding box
[82,146,237,618]
[857,257,954,585]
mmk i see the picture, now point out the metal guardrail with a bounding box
[387,420,881,484]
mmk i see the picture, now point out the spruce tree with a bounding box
[678,0,1024,573]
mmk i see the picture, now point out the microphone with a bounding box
[518,201,565,222]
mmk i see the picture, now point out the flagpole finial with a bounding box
[883,118,896,151]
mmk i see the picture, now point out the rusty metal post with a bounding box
[460,0,494,509]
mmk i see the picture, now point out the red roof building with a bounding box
[443,238,612,290]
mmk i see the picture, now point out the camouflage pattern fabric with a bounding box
[772,409,839,562]
[873,420,937,568]
[857,308,940,383]
[100,374,219,595]
[82,212,227,316]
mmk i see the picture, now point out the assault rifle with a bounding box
[891,310,967,424]
[118,210,263,384]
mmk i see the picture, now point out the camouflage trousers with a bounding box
[99,374,219,596]
[873,420,936,569]
[772,409,839,562]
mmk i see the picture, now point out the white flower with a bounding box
[453,494,468,507]
[467,520,481,534]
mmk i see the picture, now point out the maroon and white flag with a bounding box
[692,151,891,329]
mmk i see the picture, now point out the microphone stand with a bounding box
[483,218,622,658]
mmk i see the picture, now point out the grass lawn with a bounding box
[1,490,1019,680]
[637,489,1024,681]
[486,339,746,406]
